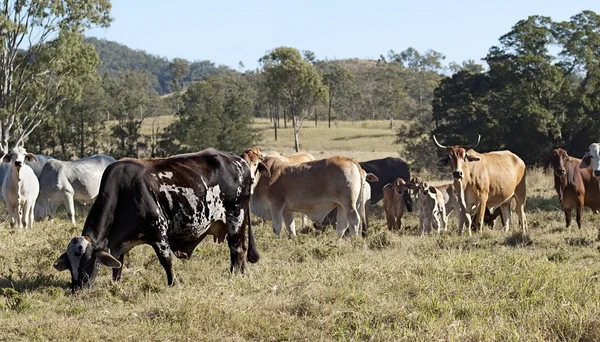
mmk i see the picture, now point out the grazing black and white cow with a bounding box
[53,148,261,290]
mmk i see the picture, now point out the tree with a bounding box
[323,65,354,127]
[0,0,111,154]
[162,74,260,154]
[260,47,328,152]
[169,58,190,92]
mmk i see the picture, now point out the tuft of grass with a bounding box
[503,232,533,247]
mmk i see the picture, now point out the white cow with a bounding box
[35,154,116,225]
[2,147,40,229]
[0,154,52,200]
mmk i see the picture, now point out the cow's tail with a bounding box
[355,161,368,237]
[245,200,260,263]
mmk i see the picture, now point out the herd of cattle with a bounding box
[2,135,600,291]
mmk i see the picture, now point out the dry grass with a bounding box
[1,120,600,341]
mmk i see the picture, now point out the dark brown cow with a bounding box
[548,148,600,229]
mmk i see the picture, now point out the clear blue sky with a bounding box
[87,0,599,69]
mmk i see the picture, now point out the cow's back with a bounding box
[359,157,411,204]
[468,150,526,206]
[66,154,116,201]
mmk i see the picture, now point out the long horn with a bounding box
[432,135,447,149]
[465,135,481,150]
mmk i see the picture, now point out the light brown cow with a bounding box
[433,135,527,234]
[253,156,377,237]
[382,178,408,230]
[241,147,270,194]
[264,151,316,164]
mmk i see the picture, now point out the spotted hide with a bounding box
[53,148,259,290]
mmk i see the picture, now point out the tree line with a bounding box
[2,2,598,167]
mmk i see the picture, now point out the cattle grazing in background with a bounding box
[318,157,412,233]
[410,178,447,234]
[2,147,40,229]
[252,155,377,237]
[35,154,116,225]
[382,178,409,230]
[53,148,259,290]
[0,154,53,200]
[434,135,528,234]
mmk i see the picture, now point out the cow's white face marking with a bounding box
[66,237,90,280]
[588,143,600,173]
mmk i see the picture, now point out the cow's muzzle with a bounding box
[14,161,22,167]
[452,170,463,179]
[594,170,600,177]
[557,169,566,176]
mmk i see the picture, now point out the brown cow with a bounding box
[548,148,600,229]
[382,178,408,230]
[433,135,527,234]
[252,156,377,237]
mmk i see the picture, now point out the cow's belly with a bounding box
[285,201,337,222]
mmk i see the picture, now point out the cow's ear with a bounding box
[2,153,12,163]
[405,182,417,190]
[428,186,437,194]
[366,173,378,182]
[581,152,592,169]
[437,156,450,166]
[95,250,122,269]
[53,253,69,272]
[466,154,480,162]
[257,161,271,177]
[383,183,393,191]
[25,153,37,162]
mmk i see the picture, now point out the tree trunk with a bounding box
[274,113,278,141]
[389,115,394,131]
[314,108,317,127]
[292,115,300,152]
[80,115,85,158]
[283,108,287,128]
[328,88,333,128]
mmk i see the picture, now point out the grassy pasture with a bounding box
[1,121,600,341]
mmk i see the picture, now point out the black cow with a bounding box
[53,148,263,290]
[316,157,412,235]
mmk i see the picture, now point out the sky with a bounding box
[87,0,600,70]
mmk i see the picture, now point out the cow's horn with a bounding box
[432,135,447,149]
[465,135,481,150]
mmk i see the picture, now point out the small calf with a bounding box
[382,178,408,230]
[2,147,40,229]
[410,178,447,234]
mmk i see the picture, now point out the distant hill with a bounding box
[85,37,236,95]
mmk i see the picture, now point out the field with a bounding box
[2,120,600,341]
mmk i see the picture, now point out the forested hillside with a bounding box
[86,37,236,94]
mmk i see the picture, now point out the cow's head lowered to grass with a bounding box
[53,236,121,290]
[433,135,481,180]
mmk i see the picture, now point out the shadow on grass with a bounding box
[526,195,561,212]
[0,273,67,292]
[333,134,390,141]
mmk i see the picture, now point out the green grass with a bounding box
[2,120,599,340]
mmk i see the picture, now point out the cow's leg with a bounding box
[384,207,395,230]
[476,196,488,235]
[576,196,584,229]
[62,191,76,226]
[346,206,360,237]
[282,211,297,237]
[226,207,248,274]
[500,202,511,233]
[514,175,528,233]
[112,254,126,281]
[22,202,30,229]
[270,204,285,238]
[7,202,16,228]
[440,205,448,232]
[151,238,176,286]
[564,207,572,228]
[28,202,35,229]
[335,205,349,237]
